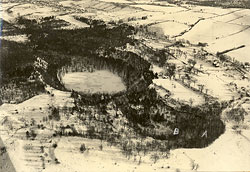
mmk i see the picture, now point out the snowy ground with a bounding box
[61,71,126,94]
[171,124,250,171]
[0,34,28,43]
[2,0,250,63]
[1,88,250,172]
[179,8,250,63]
[192,71,237,101]
[153,78,205,106]
[1,0,250,171]
[56,15,89,30]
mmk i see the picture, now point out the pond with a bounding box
[61,70,126,94]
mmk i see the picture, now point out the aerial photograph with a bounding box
[0,0,250,171]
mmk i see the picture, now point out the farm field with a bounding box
[2,0,250,63]
[179,8,250,63]
[153,78,205,106]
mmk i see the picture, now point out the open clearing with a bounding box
[153,78,205,106]
[61,70,126,94]
[0,35,28,43]
[56,15,89,30]
[149,21,189,37]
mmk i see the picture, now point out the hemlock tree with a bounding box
[188,59,197,72]
[80,143,86,153]
[166,63,176,80]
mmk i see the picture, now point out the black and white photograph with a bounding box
[0,0,250,171]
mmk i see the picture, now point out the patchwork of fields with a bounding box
[1,0,250,172]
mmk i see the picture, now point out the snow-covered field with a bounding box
[56,15,89,30]
[0,34,28,43]
[171,125,250,171]
[193,72,236,101]
[181,19,246,44]
[131,4,185,13]
[1,0,250,171]
[132,3,250,63]
[179,8,250,63]
[2,4,58,22]
[100,0,133,3]
[61,71,126,94]
[43,137,170,172]
[2,0,250,64]
[150,21,189,37]
[153,78,205,106]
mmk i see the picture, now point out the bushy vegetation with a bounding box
[226,107,246,123]
[0,41,34,83]
[116,86,226,148]
[170,101,226,148]
[80,143,86,153]
[48,106,61,121]
[20,16,135,56]
[0,39,45,103]
[16,17,153,92]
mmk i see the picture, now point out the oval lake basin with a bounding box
[61,70,126,94]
